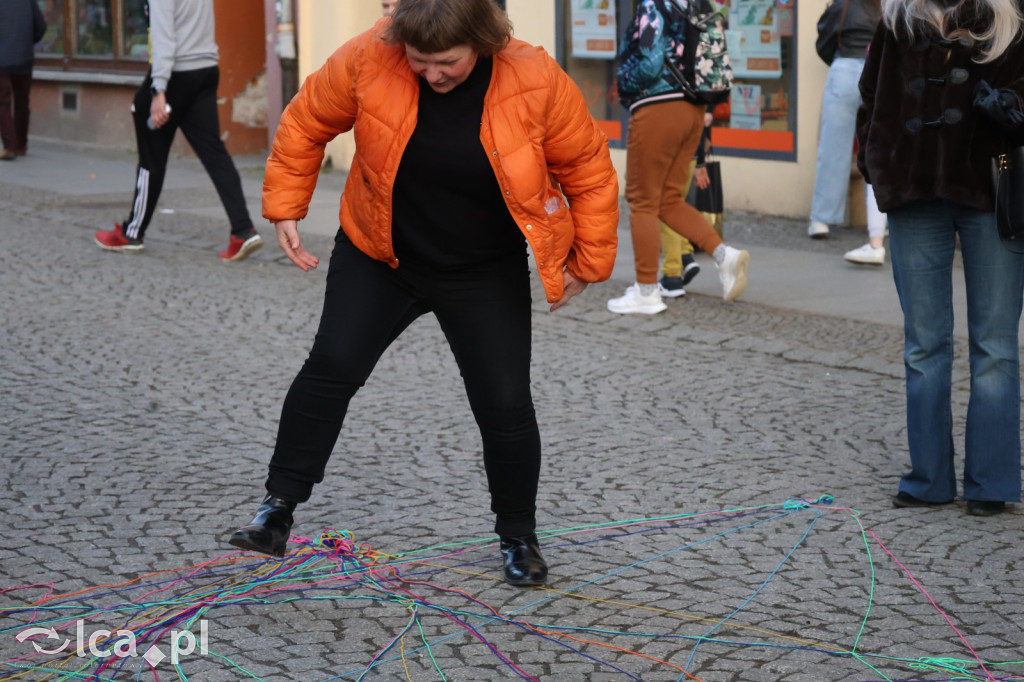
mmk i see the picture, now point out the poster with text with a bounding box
[727,0,782,79]
[570,0,618,59]
[730,83,763,130]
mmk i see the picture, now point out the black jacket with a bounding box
[856,16,1024,213]
[836,0,881,60]
[0,0,47,74]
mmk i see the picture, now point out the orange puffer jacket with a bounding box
[263,22,619,304]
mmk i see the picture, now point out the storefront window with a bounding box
[36,0,150,69]
[37,0,65,55]
[556,0,628,147]
[76,0,114,55]
[122,0,149,59]
[715,0,797,159]
[556,0,798,159]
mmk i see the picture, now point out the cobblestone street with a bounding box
[1,142,1022,681]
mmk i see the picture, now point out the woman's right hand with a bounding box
[274,220,320,271]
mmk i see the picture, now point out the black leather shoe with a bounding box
[966,500,1006,517]
[228,494,297,558]
[892,491,952,508]
[500,534,548,586]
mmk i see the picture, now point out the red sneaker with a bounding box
[219,230,263,262]
[95,223,144,253]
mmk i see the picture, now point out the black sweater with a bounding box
[391,57,525,271]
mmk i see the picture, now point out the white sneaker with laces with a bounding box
[717,246,750,301]
[808,220,829,239]
[607,284,667,314]
[844,243,886,265]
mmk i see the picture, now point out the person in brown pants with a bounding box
[608,0,749,315]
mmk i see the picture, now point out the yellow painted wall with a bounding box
[295,0,370,171]
[506,0,556,55]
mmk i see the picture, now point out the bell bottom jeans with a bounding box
[810,57,864,226]
[265,233,541,538]
[888,200,1024,503]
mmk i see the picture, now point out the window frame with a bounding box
[35,0,150,75]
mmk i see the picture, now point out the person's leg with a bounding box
[809,58,864,232]
[659,159,698,280]
[613,101,728,311]
[231,233,427,557]
[957,205,1024,505]
[177,66,254,237]
[865,183,887,244]
[844,183,888,264]
[888,200,958,503]
[10,73,32,152]
[121,75,177,241]
[430,254,539,539]
[649,106,724,256]
[624,101,712,284]
[431,253,546,585]
[266,234,426,503]
[0,75,16,154]
[654,114,748,300]
[660,222,685,278]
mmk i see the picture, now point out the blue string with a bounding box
[682,506,823,676]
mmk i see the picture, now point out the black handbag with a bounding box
[686,159,724,238]
[816,0,850,65]
[994,144,1024,252]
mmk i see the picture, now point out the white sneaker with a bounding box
[808,220,829,239]
[607,283,667,314]
[844,243,885,265]
[717,246,749,302]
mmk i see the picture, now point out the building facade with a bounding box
[30,0,270,156]
[27,0,861,222]
[296,0,853,221]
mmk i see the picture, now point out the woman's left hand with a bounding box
[693,165,710,190]
[549,269,588,312]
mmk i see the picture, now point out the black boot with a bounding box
[229,494,297,558]
[500,534,548,586]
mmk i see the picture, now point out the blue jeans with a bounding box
[889,200,1024,502]
[810,57,864,225]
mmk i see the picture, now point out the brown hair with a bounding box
[384,0,513,57]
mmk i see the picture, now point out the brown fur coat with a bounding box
[856,20,1024,213]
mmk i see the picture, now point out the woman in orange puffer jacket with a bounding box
[229,0,619,587]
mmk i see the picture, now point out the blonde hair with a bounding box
[881,0,1024,63]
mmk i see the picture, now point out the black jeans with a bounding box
[266,233,541,537]
[123,67,253,240]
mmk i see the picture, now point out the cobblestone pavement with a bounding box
[1,146,1022,682]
